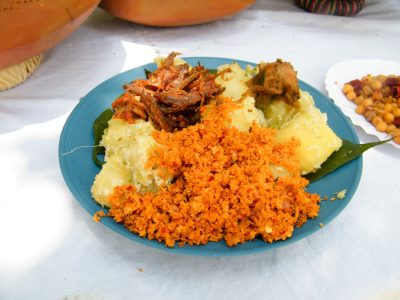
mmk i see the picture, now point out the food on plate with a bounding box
[113,52,220,132]
[336,189,347,199]
[248,59,300,108]
[91,53,343,247]
[91,118,170,207]
[267,93,342,174]
[107,98,319,247]
[343,75,400,144]
[216,62,342,174]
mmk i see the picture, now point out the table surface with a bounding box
[1,1,399,299]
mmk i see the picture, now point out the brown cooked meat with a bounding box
[249,59,300,108]
[113,52,221,131]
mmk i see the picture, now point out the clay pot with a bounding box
[294,0,365,16]
[99,0,255,27]
[0,0,100,69]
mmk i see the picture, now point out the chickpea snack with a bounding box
[325,59,400,148]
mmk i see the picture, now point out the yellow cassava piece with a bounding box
[0,55,42,91]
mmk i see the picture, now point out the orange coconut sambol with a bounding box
[91,53,342,247]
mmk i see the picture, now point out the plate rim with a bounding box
[59,56,362,256]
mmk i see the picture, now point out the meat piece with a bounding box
[140,92,173,132]
[112,93,148,123]
[176,68,207,90]
[162,52,180,68]
[164,64,191,90]
[149,63,190,91]
[156,90,202,107]
[123,80,148,96]
[170,114,190,129]
[249,59,300,106]
[199,75,221,98]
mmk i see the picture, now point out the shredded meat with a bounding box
[113,52,221,131]
[112,93,148,123]
[249,59,300,107]
[140,91,174,132]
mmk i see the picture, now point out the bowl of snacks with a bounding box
[325,59,400,148]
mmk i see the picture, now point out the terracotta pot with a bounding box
[99,0,255,27]
[0,0,100,69]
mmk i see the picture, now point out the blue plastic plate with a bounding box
[59,57,362,256]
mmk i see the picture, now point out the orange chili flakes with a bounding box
[107,97,320,247]
[93,210,106,223]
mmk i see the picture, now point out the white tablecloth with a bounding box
[1,1,400,299]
